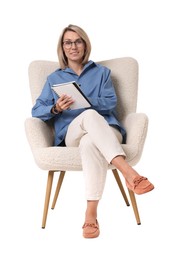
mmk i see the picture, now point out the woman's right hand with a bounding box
[56,94,75,112]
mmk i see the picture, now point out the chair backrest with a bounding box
[28,57,138,121]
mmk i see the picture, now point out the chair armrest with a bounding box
[24,117,54,150]
[123,112,149,146]
[122,112,149,165]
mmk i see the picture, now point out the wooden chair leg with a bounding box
[112,169,141,225]
[51,171,66,209]
[127,189,141,225]
[112,169,130,206]
[42,171,54,228]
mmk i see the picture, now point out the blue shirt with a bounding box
[32,60,126,146]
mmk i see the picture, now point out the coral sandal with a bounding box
[126,176,154,195]
[82,220,100,238]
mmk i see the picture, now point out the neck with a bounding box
[68,61,83,75]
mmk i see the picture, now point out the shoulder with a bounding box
[47,68,62,80]
[88,60,111,74]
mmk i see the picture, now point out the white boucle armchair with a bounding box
[25,57,148,228]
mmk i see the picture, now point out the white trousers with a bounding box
[65,109,126,200]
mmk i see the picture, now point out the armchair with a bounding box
[25,57,148,228]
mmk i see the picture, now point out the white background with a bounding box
[0,0,181,259]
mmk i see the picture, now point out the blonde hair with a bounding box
[57,24,91,69]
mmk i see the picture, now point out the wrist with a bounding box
[51,104,62,114]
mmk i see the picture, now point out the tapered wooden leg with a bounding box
[42,171,54,228]
[51,171,66,209]
[127,189,141,225]
[112,169,141,224]
[112,169,130,206]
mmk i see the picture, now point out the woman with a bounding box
[32,24,154,238]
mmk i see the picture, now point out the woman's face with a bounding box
[63,31,85,64]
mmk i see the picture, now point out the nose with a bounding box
[71,42,77,48]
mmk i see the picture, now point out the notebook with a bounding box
[51,81,91,110]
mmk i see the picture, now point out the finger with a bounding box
[62,99,74,110]
[57,98,74,111]
[59,93,71,100]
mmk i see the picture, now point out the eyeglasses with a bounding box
[63,38,84,49]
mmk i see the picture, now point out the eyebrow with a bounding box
[63,37,82,42]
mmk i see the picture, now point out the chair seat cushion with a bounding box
[33,144,139,171]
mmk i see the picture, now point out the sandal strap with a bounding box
[82,220,99,229]
[133,176,147,188]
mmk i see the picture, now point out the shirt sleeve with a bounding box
[88,68,117,114]
[31,79,55,121]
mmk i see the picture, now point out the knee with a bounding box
[82,109,103,121]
